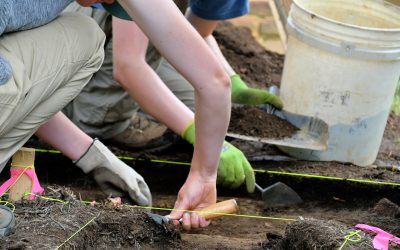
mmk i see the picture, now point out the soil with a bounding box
[229,107,299,139]
[1,188,181,250]
[214,22,285,89]
[1,20,400,250]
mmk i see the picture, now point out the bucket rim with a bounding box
[292,0,400,33]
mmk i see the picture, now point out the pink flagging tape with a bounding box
[355,224,400,250]
[0,168,44,200]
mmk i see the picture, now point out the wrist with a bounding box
[230,74,248,95]
[188,163,218,184]
[181,120,195,145]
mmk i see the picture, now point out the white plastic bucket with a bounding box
[279,0,400,166]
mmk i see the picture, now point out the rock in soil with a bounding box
[372,198,400,218]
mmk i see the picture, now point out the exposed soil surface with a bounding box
[1,20,400,250]
[229,107,299,139]
[1,188,180,250]
[215,22,284,89]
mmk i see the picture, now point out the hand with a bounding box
[218,142,255,193]
[181,122,255,193]
[231,74,283,109]
[169,171,217,231]
[74,139,152,206]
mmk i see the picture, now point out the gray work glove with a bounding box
[74,139,152,206]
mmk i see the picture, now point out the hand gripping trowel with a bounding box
[147,199,239,225]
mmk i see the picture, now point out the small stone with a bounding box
[372,198,400,218]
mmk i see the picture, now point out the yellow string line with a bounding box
[55,214,98,250]
[122,204,297,221]
[34,148,400,187]
[10,163,34,169]
[27,193,296,222]
[0,200,16,212]
[338,230,362,250]
[254,169,400,187]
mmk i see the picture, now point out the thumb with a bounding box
[243,159,255,193]
[169,196,189,221]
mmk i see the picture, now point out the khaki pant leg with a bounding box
[64,35,138,139]
[64,41,195,140]
[0,12,105,170]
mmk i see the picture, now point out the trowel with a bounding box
[147,199,239,225]
[255,182,303,209]
[227,86,329,151]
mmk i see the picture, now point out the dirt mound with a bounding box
[215,22,284,88]
[262,219,372,250]
[0,187,180,249]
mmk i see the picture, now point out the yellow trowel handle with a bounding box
[197,199,239,220]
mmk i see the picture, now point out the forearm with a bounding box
[117,0,231,177]
[204,35,236,76]
[35,112,92,161]
[115,60,194,134]
[185,9,236,77]
[113,17,193,135]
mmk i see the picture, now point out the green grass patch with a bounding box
[391,79,400,116]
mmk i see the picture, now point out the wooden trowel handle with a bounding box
[197,199,239,220]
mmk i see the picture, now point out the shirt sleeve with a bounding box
[189,0,249,20]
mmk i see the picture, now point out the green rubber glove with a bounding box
[181,121,255,193]
[231,74,284,109]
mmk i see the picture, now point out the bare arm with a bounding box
[186,9,236,76]
[114,0,231,230]
[112,18,193,135]
[117,0,231,180]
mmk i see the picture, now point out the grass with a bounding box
[391,79,400,116]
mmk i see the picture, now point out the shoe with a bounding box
[0,205,15,237]
[107,114,179,152]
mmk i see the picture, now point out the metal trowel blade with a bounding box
[261,182,303,209]
[227,109,329,151]
[146,212,170,225]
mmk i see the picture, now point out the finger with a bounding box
[128,188,151,206]
[137,178,152,206]
[182,212,191,231]
[230,155,245,189]
[169,196,186,221]
[199,216,211,228]
[126,179,152,206]
[218,155,235,187]
[243,159,255,193]
[190,212,200,230]
[217,158,227,185]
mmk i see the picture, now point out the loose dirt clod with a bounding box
[263,219,373,250]
[229,107,299,140]
[372,198,400,218]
